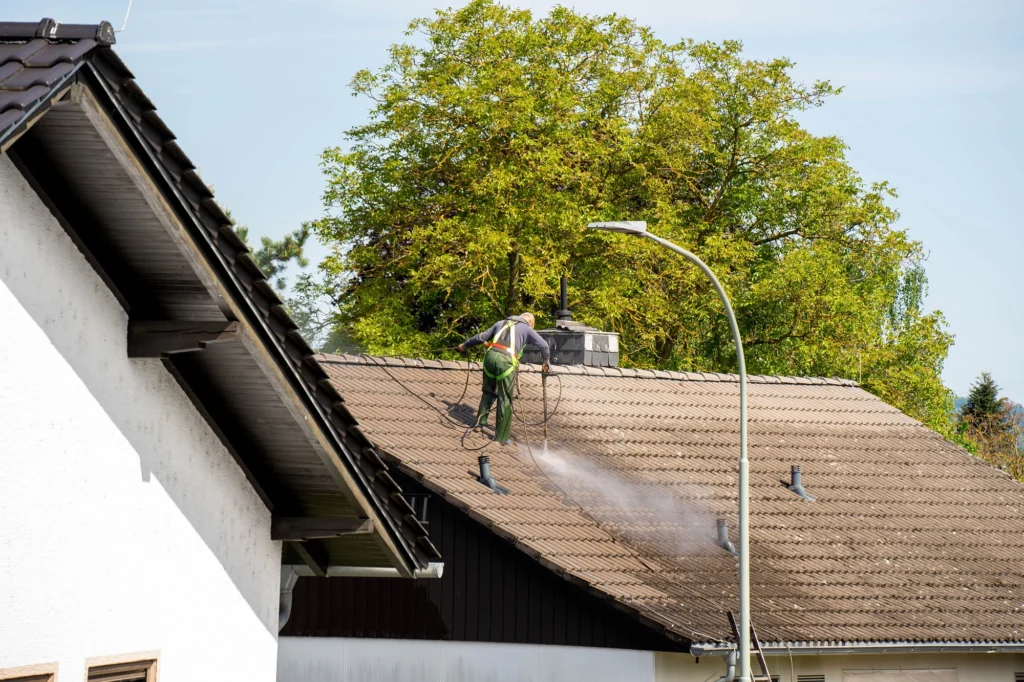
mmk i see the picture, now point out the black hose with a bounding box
[359,347,562,454]
[359,350,681,598]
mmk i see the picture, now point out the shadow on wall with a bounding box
[0,156,278,636]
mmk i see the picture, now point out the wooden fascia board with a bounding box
[271,517,374,541]
[69,77,418,577]
[128,320,240,358]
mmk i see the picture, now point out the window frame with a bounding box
[0,662,57,682]
[85,655,158,682]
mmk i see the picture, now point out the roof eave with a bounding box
[690,640,1024,657]
[73,61,432,575]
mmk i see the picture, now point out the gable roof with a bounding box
[0,20,439,575]
[318,353,1024,651]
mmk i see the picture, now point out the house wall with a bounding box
[655,650,1024,681]
[275,638,1024,682]
[0,154,281,679]
[278,637,657,682]
[283,476,683,653]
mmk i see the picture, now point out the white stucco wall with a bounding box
[0,154,281,680]
[278,637,656,682]
[279,636,1024,682]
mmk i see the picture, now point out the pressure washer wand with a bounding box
[541,367,549,453]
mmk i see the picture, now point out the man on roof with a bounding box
[459,313,550,445]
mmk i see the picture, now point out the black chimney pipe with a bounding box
[555,275,572,321]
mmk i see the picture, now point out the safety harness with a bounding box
[483,318,522,381]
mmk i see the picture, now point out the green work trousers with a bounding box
[477,348,516,444]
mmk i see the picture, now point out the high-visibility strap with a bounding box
[483,356,518,381]
[486,319,522,359]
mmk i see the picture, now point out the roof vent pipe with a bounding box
[477,455,509,495]
[716,518,737,556]
[785,464,816,502]
[555,276,572,321]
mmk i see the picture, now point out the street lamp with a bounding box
[587,221,751,682]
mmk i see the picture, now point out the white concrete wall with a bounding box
[0,155,281,680]
[279,636,1024,682]
[278,637,656,682]
[656,650,1024,681]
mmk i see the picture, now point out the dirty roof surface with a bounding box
[320,354,1024,646]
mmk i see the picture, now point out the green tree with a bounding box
[962,372,1004,422]
[311,0,955,432]
[958,373,1022,478]
[227,209,340,349]
[234,221,311,291]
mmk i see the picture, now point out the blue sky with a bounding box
[10,0,1024,400]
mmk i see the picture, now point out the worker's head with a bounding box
[521,312,536,328]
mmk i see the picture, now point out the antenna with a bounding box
[116,0,134,33]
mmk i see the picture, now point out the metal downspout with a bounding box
[717,650,738,682]
[279,565,299,632]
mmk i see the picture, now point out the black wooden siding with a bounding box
[282,479,685,652]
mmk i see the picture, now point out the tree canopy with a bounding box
[311,0,955,433]
[962,372,1004,422]
[234,219,311,291]
[958,373,1023,478]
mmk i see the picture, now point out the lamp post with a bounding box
[587,221,751,682]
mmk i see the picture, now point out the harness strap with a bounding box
[485,319,523,357]
[482,356,518,381]
[483,319,522,380]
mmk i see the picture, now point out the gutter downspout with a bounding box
[279,565,299,632]
[690,646,737,682]
[717,650,737,682]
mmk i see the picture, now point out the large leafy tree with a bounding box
[312,0,955,432]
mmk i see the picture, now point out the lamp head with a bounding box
[586,221,648,235]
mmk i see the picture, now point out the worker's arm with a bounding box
[523,326,551,364]
[459,320,503,353]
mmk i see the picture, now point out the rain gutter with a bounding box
[690,641,1024,657]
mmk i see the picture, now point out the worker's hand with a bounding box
[542,362,550,374]
[458,344,466,355]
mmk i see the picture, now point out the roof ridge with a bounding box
[0,19,116,45]
[316,352,860,387]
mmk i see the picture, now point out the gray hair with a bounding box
[520,312,535,327]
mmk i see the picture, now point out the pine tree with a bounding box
[962,372,1004,422]
[959,373,1022,480]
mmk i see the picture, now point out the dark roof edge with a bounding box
[691,640,1024,657]
[0,19,115,45]
[317,353,860,388]
[67,56,438,570]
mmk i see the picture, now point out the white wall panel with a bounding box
[278,638,654,682]
[0,154,281,681]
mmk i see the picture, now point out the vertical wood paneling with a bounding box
[282,483,685,653]
[465,522,479,640]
